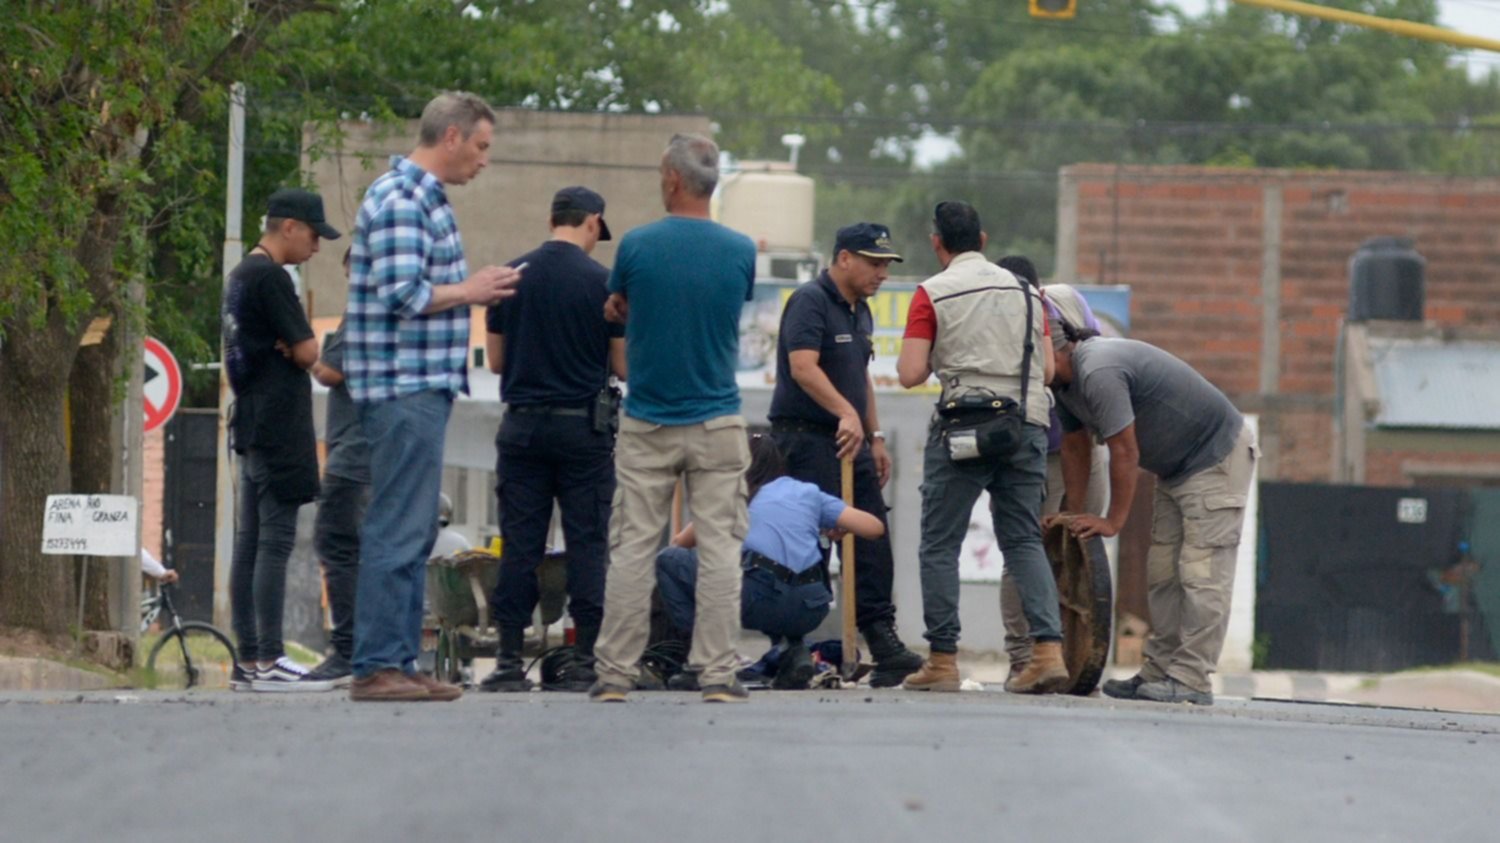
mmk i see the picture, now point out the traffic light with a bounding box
[1030,0,1076,19]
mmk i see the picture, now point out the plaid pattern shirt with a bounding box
[344,156,471,402]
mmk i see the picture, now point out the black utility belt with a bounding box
[508,404,590,417]
[742,550,823,586]
[770,418,839,436]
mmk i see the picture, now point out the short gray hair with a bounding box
[418,92,496,146]
[664,133,719,197]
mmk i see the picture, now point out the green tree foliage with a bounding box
[141,0,841,393]
[757,0,1500,274]
[1,0,332,633]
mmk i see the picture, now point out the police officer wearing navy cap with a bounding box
[767,223,924,687]
[477,186,627,693]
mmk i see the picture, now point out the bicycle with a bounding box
[140,583,239,690]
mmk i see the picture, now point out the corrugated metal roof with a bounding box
[1372,339,1500,430]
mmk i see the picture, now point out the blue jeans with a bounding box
[352,390,452,678]
[918,423,1061,652]
[656,547,832,642]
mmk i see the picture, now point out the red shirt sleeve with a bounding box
[904,286,936,341]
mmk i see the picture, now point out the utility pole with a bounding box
[213,82,245,629]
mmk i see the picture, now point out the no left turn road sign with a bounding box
[143,336,182,434]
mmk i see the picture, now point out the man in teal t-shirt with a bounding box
[593,133,757,704]
[608,215,754,423]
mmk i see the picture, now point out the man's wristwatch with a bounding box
[870,430,886,442]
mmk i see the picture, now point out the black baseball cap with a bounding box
[551,186,612,241]
[834,222,902,262]
[266,188,341,240]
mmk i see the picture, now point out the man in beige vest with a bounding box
[895,201,1068,693]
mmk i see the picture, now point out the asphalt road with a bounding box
[4,687,1497,843]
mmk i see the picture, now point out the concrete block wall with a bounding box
[1059,164,1500,485]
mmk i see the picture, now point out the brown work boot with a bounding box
[349,668,431,702]
[408,671,463,702]
[1005,640,1070,694]
[902,652,961,692]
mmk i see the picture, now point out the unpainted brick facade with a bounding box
[1057,164,1500,486]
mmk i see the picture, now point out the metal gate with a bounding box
[163,409,219,623]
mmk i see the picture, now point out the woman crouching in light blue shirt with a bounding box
[656,434,886,690]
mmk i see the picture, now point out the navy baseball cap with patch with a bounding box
[551,185,612,241]
[834,222,902,262]
[266,188,341,240]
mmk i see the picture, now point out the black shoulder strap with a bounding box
[1018,281,1034,415]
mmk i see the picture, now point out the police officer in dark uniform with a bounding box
[477,186,626,693]
[767,223,924,688]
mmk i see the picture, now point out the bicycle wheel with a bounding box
[147,623,239,690]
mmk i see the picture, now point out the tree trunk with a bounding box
[0,318,83,634]
[68,311,122,630]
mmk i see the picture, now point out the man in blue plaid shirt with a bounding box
[344,91,520,702]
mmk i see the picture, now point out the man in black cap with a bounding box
[766,222,924,688]
[222,187,340,691]
[477,185,626,693]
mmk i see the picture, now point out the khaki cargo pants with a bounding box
[594,414,750,689]
[1140,424,1258,693]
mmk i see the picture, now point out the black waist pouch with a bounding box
[936,394,1025,462]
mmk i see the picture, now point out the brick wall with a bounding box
[1364,447,1500,487]
[143,425,163,559]
[1064,165,1500,483]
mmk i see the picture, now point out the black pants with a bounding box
[230,449,301,662]
[490,412,615,630]
[771,428,897,629]
[312,472,370,661]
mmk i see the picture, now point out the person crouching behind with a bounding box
[655,435,887,691]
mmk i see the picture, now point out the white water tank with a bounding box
[718,161,815,254]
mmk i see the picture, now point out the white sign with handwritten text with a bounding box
[40,495,138,556]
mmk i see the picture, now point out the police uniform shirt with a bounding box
[744,476,847,573]
[486,240,623,407]
[768,270,873,427]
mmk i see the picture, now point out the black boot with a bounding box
[543,623,599,692]
[772,638,815,690]
[479,627,533,692]
[863,618,923,688]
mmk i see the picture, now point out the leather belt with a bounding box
[770,419,838,436]
[509,404,589,417]
[742,550,824,586]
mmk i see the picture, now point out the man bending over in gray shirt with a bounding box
[1045,325,1257,706]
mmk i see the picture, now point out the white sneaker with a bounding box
[251,656,334,692]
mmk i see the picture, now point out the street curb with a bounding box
[0,656,123,692]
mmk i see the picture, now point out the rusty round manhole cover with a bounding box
[1044,520,1113,696]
